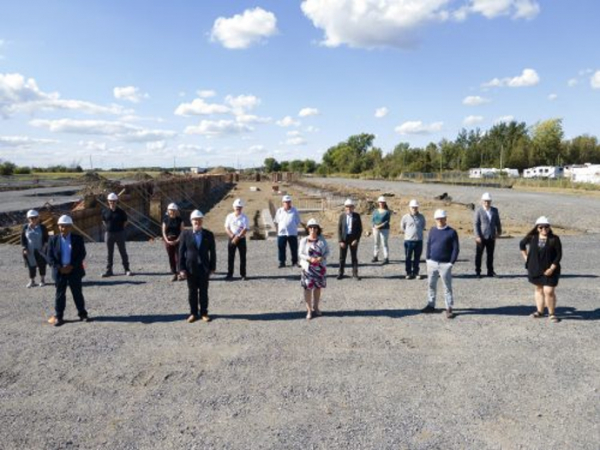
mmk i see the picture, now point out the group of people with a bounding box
[20,192,563,326]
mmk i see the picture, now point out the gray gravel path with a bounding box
[310,177,600,233]
[1,232,599,449]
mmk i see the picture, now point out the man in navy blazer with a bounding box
[178,210,216,323]
[473,192,502,277]
[46,215,89,327]
[337,198,363,280]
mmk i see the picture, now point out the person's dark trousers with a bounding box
[105,231,130,271]
[186,272,209,317]
[54,273,87,320]
[475,237,496,275]
[404,240,423,276]
[277,235,298,265]
[227,238,247,277]
[339,237,359,276]
[28,250,47,278]
[165,239,179,274]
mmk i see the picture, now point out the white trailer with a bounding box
[523,166,564,179]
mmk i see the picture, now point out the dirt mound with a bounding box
[79,171,107,183]
[132,172,154,181]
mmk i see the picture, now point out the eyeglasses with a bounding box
[537,225,549,230]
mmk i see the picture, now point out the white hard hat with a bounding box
[377,196,386,203]
[307,218,320,227]
[409,199,419,208]
[535,216,550,226]
[434,209,447,219]
[282,195,292,203]
[344,198,354,206]
[190,210,204,220]
[57,215,73,225]
[233,198,244,208]
[107,193,119,201]
[167,203,178,211]
[481,192,492,201]
[27,209,39,218]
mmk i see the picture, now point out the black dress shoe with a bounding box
[101,271,113,278]
[80,316,92,323]
[278,263,285,268]
[421,305,436,314]
[487,272,497,278]
[336,274,344,280]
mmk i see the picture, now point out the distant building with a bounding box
[568,163,600,184]
[469,168,520,179]
[523,166,564,179]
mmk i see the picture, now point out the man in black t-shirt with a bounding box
[101,192,131,277]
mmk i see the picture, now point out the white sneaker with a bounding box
[125,270,133,276]
[38,281,45,287]
[26,281,35,288]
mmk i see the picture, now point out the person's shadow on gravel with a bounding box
[456,305,600,320]
[84,280,147,286]
[91,314,187,324]
[215,308,421,321]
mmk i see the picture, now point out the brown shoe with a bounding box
[201,315,211,322]
[445,309,455,319]
[186,315,198,323]
[48,316,64,327]
[171,274,178,282]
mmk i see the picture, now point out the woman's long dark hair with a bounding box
[525,224,555,241]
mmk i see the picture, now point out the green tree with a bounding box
[263,157,281,173]
[530,119,564,165]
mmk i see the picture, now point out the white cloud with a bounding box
[235,114,271,124]
[375,107,389,118]
[78,140,107,152]
[184,119,253,137]
[298,107,319,117]
[248,144,266,153]
[301,0,540,49]
[146,140,167,151]
[462,95,490,106]
[276,116,301,127]
[305,125,319,133]
[113,86,148,103]
[196,90,217,98]
[287,130,302,137]
[174,98,230,116]
[547,93,558,101]
[463,115,484,125]
[210,7,278,49]
[225,94,261,113]
[284,136,307,146]
[483,68,540,88]
[494,115,515,124]
[30,118,177,142]
[0,73,127,117]
[591,71,600,89]
[0,135,57,148]
[567,78,578,87]
[395,120,443,135]
[470,0,540,20]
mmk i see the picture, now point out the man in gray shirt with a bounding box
[401,199,426,279]
[473,192,502,277]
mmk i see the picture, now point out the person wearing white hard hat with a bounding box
[473,192,502,278]
[20,209,49,288]
[224,199,249,280]
[46,215,90,327]
[422,209,460,319]
[178,210,216,323]
[274,195,304,268]
[337,198,363,280]
[298,218,330,320]
[401,199,427,279]
[162,203,184,281]
[519,216,562,323]
[371,196,391,264]
[101,192,131,277]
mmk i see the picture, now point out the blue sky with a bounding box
[0,0,599,169]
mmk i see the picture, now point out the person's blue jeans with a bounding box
[278,235,298,266]
[404,240,423,276]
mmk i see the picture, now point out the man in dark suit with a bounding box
[46,215,90,327]
[473,192,502,277]
[337,198,363,280]
[179,210,216,323]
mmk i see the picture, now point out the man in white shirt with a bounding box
[274,195,303,268]
[225,199,249,280]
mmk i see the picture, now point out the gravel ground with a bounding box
[1,231,599,449]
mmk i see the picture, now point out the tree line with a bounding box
[264,119,600,177]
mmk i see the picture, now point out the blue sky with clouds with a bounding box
[1,0,599,169]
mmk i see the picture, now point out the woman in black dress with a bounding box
[519,216,562,323]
